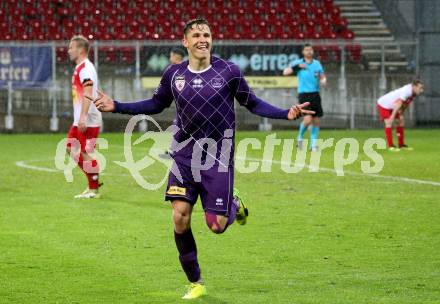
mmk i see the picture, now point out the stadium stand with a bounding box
[335,0,409,68]
[0,0,359,64]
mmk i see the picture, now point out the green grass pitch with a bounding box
[0,129,439,303]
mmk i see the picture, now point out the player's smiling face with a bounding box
[183,24,212,60]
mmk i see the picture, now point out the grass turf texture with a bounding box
[0,129,439,303]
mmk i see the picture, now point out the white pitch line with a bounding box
[244,157,440,187]
[14,159,132,177]
[15,160,59,173]
[14,146,440,187]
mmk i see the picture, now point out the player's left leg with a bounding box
[297,93,314,150]
[204,189,248,234]
[310,93,323,152]
[200,167,248,234]
[396,115,413,150]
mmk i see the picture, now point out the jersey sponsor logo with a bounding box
[175,75,185,91]
[167,185,186,196]
[210,77,224,89]
[192,78,203,89]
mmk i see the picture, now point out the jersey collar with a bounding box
[187,64,212,74]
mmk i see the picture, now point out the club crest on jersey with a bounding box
[192,78,203,89]
[210,77,224,89]
[175,75,185,91]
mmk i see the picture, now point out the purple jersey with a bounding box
[114,56,289,167]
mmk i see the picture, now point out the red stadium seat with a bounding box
[340,29,355,39]
[0,0,355,45]
[313,45,330,63]
[346,44,362,62]
[328,45,342,61]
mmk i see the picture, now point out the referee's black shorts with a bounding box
[298,92,323,117]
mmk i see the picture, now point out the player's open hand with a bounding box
[287,102,315,120]
[87,90,115,112]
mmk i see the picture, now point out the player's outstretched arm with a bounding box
[88,65,175,115]
[233,65,314,120]
[87,89,171,116]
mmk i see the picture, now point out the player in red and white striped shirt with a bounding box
[67,35,103,198]
[376,79,424,151]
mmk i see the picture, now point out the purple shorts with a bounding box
[165,162,234,216]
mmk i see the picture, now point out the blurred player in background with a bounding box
[283,43,326,151]
[377,79,424,151]
[90,18,313,300]
[66,35,102,198]
[169,47,185,64]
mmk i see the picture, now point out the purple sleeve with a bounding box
[113,98,166,115]
[232,65,289,120]
[113,67,175,115]
[245,96,290,119]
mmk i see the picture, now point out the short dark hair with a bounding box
[70,35,90,53]
[183,17,211,36]
[171,47,186,58]
[302,43,313,51]
[412,79,423,86]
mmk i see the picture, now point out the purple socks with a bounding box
[174,228,200,282]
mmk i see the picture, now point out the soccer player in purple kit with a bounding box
[89,18,313,300]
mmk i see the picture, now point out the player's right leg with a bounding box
[165,163,206,300]
[171,200,206,300]
[65,125,97,198]
[310,116,321,152]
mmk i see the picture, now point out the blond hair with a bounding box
[70,35,90,54]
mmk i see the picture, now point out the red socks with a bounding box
[385,127,393,147]
[77,155,99,189]
[396,126,404,147]
[385,126,405,147]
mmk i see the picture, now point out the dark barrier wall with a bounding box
[141,44,302,76]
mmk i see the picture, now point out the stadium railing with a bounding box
[0,40,418,132]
